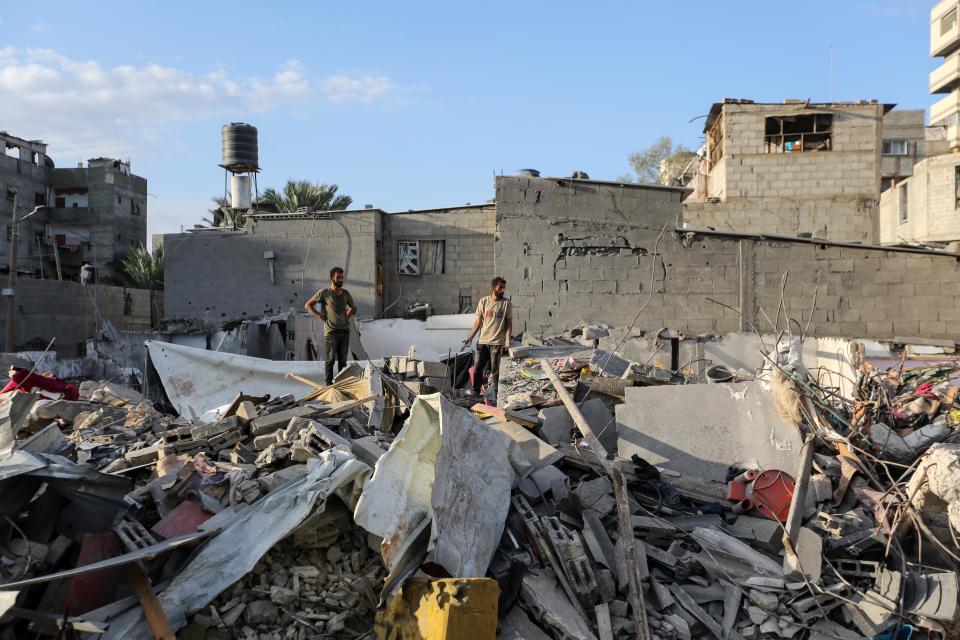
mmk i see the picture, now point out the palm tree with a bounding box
[202,196,245,228]
[121,243,164,290]
[261,180,353,213]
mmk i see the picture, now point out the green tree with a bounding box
[261,180,352,213]
[623,136,695,186]
[120,243,164,290]
[202,196,246,228]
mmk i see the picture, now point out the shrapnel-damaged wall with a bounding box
[381,205,496,316]
[163,210,381,321]
[496,175,960,340]
[0,279,153,356]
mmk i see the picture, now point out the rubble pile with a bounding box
[1,331,959,639]
[182,521,384,639]
[0,363,396,639]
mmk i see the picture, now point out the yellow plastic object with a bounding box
[375,577,499,640]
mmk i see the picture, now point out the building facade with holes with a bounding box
[682,99,889,243]
[162,203,497,323]
[876,0,960,246]
[0,131,148,283]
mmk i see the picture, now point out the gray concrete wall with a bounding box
[0,153,53,278]
[163,211,381,322]
[49,163,148,281]
[381,205,496,316]
[496,175,960,340]
[881,109,926,183]
[0,278,152,357]
[0,147,148,283]
[687,102,884,242]
[879,152,960,244]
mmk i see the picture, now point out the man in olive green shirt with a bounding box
[462,277,512,400]
[305,266,357,384]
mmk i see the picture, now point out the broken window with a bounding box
[5,187,14,201]
[708,112,724,166]
[5,225,10,241]
[34,192,45,207]
[899,184,908,223]
[764,114,833,153]
[398,241,419,275]
[955,166,960,209]
[398,240,445,276]
[54,187,88,208]
[882,140,911,156]
[942,8,957,36]
[419,240,445,275]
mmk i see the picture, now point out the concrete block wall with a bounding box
[719,103,882,200]
[381,205,496,316]
[684,197,877,243]
[0,278,152,357]
[881,109,926,181]
[879,153,960,244]
[497,175,960,340]
[689,102,884,242]
[163,211,381,322]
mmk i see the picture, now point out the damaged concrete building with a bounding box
[0,131,148,282]
[878,0,960,246]
[683,99,890,243]
[0,131,154,356]
[498,173,960,340]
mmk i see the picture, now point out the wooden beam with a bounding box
[539,359,652,640]
[129,562,175,640]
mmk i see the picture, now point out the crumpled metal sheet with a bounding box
[98,448,369,639]
[145,340,348,417]
[0,391,39,461]
[354,393,530,580]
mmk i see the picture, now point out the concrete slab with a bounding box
[616,381,803,483]
[539,398,617,452]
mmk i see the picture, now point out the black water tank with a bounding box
[221,123,259,172]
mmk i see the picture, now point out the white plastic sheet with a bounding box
[354,393,530,578]
[356,314,473,361]
[146,340,348,417]
[100,448,369,639]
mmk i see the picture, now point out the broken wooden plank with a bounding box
[470,403,541,429]
[129,562,175,640]
[320,394,379,416]
[540,358,651,640]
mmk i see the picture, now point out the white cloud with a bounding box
[0,47,414,160]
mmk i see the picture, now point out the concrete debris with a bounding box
[0,329,957,640]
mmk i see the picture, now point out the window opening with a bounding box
[765,114,833,153]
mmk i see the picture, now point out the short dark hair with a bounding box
[330,267,344,278]
[491,277,506,288]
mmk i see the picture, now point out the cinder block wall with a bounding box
[684,197,877,243]
[163,211,380,321]
[381,205,496,316]
[690,102,884,242]
[0,279,152,356]
[497,175,960,340]
[879,154,960,244]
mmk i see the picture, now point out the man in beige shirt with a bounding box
[462,277,512,400]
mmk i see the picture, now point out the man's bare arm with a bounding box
[304,298,326,321]
[462,315,482,346]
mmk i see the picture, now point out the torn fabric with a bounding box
[354,393,530,579]
[98,448,369,639]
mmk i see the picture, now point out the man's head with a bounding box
[330,267,344,289]
[491,276,506,300]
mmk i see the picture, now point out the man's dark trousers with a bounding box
[325,329,350,385]
[472,343,504,396]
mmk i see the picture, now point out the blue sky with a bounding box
[0,1,934,238]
